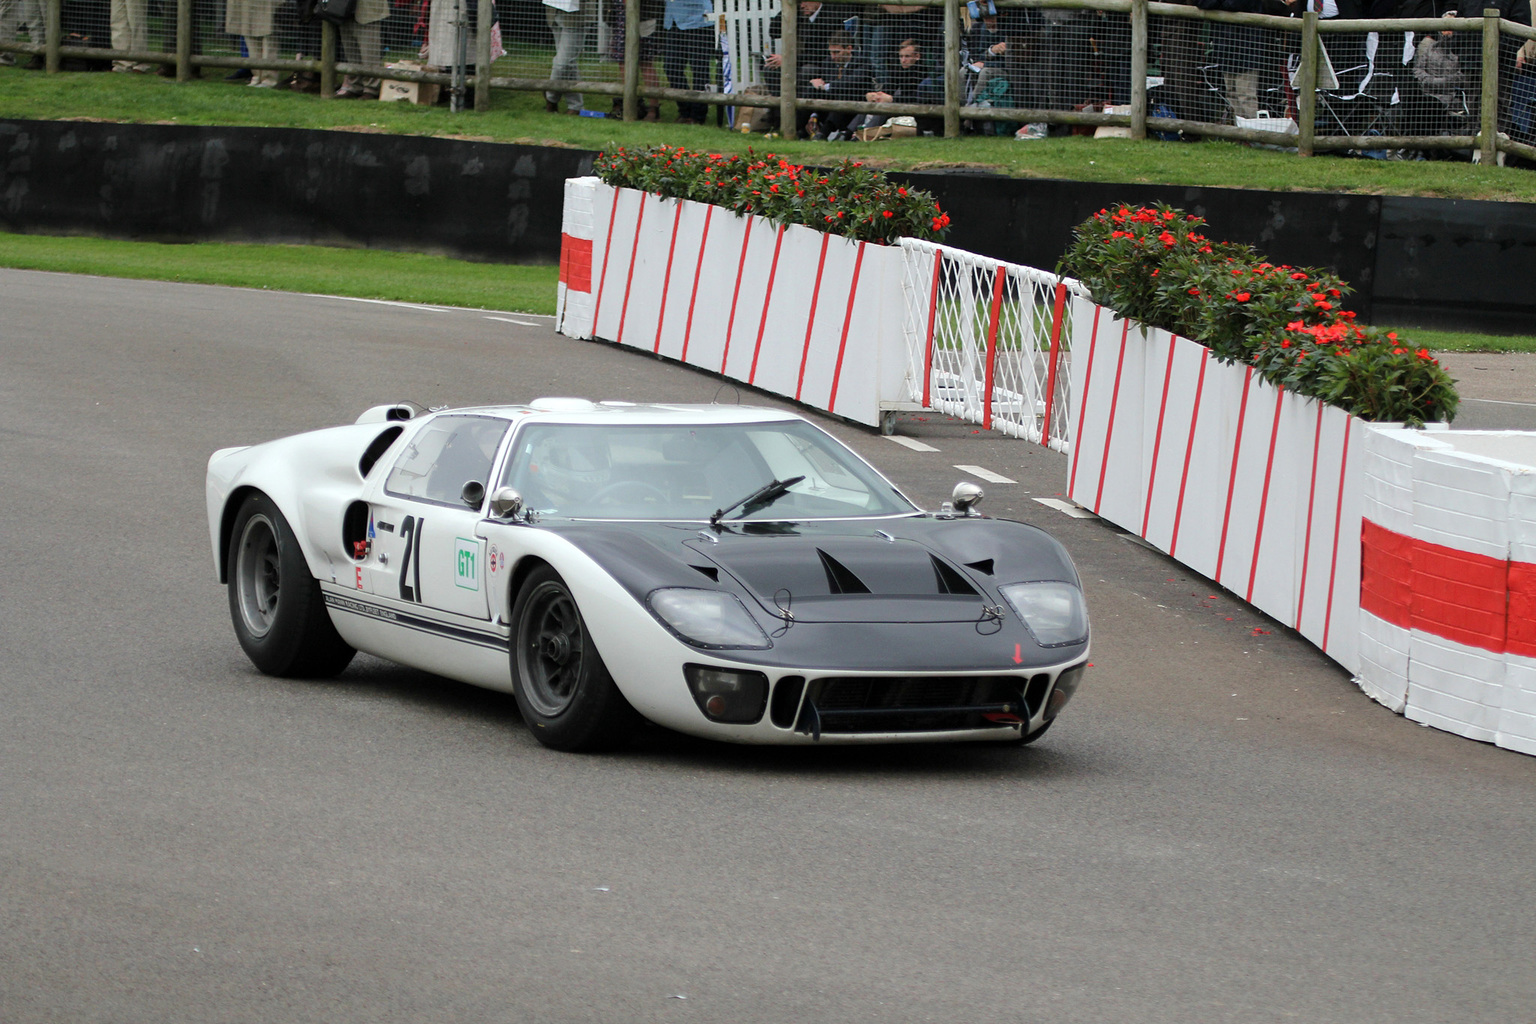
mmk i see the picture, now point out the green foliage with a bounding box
[1061,203,1459,426]
[593,145,950,244]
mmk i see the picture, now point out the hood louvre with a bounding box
[689,564,720,582]
[816,549,871,594]
[931,556,979,596]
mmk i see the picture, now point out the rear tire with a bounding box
[510,565,639,752]
[227,492,355,678]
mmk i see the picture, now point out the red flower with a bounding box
[1233,292,1251,302]
[1187,288,1200,296]
[883,210,894,219]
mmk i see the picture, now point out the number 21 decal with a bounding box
[398,515,425,603]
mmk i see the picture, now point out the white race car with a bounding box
[206,400,1089,751]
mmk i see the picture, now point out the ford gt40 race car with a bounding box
[206,399,1089,751]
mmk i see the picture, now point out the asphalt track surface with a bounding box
[3,268,1535,1024]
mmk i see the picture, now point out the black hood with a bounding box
[538,515,1086,672]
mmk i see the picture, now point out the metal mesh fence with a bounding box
[900,238,1087,450]
[3,0,1534,156]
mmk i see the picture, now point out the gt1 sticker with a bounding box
[455,537,479,591]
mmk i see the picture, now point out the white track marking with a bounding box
[954,464,1015,484]
[1034,497,1097,519]
[885,436,940,452]
[484,316,543,327]
[325,296,454,312]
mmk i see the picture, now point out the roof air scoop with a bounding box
[965,558,995,576]
[817,550,871,595]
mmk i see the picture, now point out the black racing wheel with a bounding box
[510,564,640,751]
[227,492,355,678]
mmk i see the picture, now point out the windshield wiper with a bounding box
[710,476,805,528]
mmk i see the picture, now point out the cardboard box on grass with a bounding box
[381,61,440,105]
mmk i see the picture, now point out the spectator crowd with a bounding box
[1,0,1533,143]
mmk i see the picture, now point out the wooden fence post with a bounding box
[624,0,640,120]
[176,0,192,81]
[321,21,337,98]
[474,0,492,110]
[1481,8,1500,165]
[1130,0,1148,140]
[44,0,60,73]
[944,0,961,137]
[1297,11,1318,157]
[781,0,798,139]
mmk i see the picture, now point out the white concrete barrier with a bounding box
[1065,304,1364,674]
[559,177,908,429]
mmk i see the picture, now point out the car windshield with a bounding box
[500,420,916,520]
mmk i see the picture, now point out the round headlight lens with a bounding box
[647,588,772,650]
[998,581,1089,647]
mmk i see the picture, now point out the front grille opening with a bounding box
[770,675,806,728]
[796,675,1028,737]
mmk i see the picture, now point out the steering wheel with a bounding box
[589,479,669,506]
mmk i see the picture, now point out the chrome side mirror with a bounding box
[489,486,524,520]
[952,481,985,516]
[461,480,486,509]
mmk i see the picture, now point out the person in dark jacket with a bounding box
[1196,0,1292,119]
[803,29,878,137]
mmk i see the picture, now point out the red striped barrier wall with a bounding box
[554,178,598,338]
[561,179,906,429]
[1065,304,1363,673]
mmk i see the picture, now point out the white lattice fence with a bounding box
[899,240,1088,452]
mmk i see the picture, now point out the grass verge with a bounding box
[4,64,1536,203]
[1381,325,1536,353]
[4,230,1532,352]
[0,230,558,313]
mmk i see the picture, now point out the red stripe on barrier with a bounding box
[1169,348,1210,559]
[1140,333,1180,539]
[1066,305,1103,498]
[590,187,623,335]
[826,241,867,414]
[1215,366,1255,585]
[922,251,944,409]
[1245,389,1287,604]
[1360,519,1527,654]
[1294,402,1326,630]
[748,225,787,385]
[680,204,714,363]
[615,196,648,348]
[1509,562,1536,657]
[1321,418,1353,653]
[652,202,683,354]
[720,217,756,375]
[1092,320,1131,513]
[982,266,1006,431]
[795,233,832,402]
[558,233,592,292]
[1041,282,1068,448]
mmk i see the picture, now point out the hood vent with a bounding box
[931,556,979,596]
[965,558,995,576]
[817,549,871,594]
[689,564,720,582]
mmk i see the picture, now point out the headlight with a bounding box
[998,581,1089,647]
[647,588,772,650]
[685,665,769,723]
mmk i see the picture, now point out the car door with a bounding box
[365,414,510,621]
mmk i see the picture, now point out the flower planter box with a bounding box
[557,177,909,429]
[1065,298,1365,674]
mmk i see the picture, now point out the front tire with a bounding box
[510,565,638,752]
[227,492,355,678]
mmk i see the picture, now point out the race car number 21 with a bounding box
[398,515,425,603]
